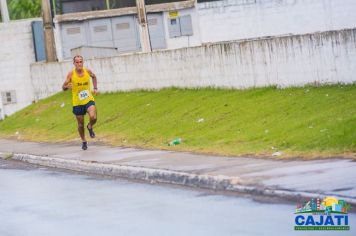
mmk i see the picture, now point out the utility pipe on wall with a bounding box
[0,0,10,22]
[136,0,152,52]
[42,0,57,62]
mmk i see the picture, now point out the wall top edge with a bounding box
[202,27,356,46]
[0,17,41,25]
[146,0,195,13]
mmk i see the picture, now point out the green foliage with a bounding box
[7,0,41,20]
[0,85,355,158]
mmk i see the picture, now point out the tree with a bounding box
[7,0,41,20]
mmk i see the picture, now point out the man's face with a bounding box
[74,57,83,70]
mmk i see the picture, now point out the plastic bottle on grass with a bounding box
[169,138,182,146]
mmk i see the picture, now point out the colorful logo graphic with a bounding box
[294,197,351,231]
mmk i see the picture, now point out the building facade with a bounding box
[53,0,200,60]
[52,0,356,60]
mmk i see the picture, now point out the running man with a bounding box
[62,55,98,150]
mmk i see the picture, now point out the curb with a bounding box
[5,152,356,206]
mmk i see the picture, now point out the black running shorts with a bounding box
[72,101,95,116]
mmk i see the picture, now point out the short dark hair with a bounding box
[73,55,83,62]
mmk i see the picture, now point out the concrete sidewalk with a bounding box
[0,139,355,205]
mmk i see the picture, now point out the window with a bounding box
[116,23,130,30]
[168,14,193,38]
[56,0,136,14]
[66,27,81,35]
[1,91,17,105]
[94,25,108,33]
[145,0,187,5]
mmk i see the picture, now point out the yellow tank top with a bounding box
[71,68,94,106]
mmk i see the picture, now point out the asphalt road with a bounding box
[0,159,354,236]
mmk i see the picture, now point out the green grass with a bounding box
[0,85,355,158]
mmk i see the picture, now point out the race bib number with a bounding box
[78,90,90,100]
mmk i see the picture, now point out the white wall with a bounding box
[0,19,37,117]
[54,21,64,62]
[198,0,356,43]
[163,7,201,49]
[30,28,356,100]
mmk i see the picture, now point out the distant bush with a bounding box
[8,0,41,20]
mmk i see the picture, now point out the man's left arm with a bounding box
[87,69,98,95]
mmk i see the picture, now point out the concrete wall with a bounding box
[30,28,356,100]
[0,19,37,117]
[198,0,356,43]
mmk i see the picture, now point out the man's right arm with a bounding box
[62,72,72,91]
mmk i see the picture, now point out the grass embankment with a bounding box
[0,85,355,158]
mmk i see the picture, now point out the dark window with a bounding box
[108,0,136,9]
[145,0,187,5]
[1,91,17,105]
[54,0,136,14]
[197,0,223,3]
[6,92,11,103]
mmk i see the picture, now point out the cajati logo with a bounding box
[294,197,351,231]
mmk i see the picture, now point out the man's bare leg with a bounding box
[76,115,87,150]
[87,105,97,138]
